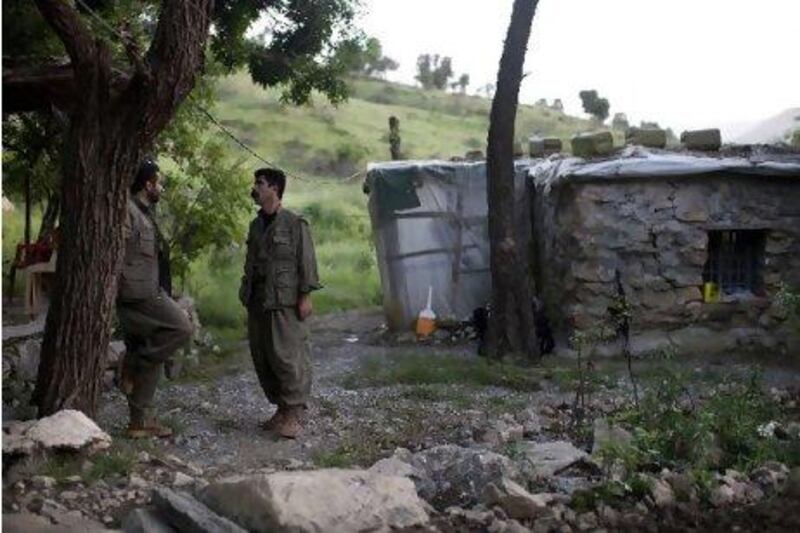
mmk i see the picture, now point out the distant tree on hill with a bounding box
[478,83,496,98]
[579,89,610,122]
[336,36,398,78]
[611,112,629,131]
[791,129,800,147]
[415,54,454,90]
[551,98,564,111]
[450,73,470,93]
[536,98,547,106]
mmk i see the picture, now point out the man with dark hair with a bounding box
[117,159,193,438]
[240,167,321,438]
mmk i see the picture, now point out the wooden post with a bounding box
[389,116,401,160]
[450,191,464,316]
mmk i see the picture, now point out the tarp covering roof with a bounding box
[529,145,800,186]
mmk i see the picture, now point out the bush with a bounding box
[602,368,799,474]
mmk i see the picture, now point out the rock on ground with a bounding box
[400,445,521,510]
[4,410,111,457]
[517,440,589,478]
[482,478,551,520]
[153,487,245,533]
[200,469,429,533]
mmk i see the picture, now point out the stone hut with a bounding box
[530,145,800,356]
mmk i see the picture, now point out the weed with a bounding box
[312,442,361,468]
[602,367,798,475]
[86,449,136,482]
[41,455,83,482]
[317,397,339,420]
[161,415,187,437]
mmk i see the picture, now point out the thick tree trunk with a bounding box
[485,0,540,361]
[33,0,213,417]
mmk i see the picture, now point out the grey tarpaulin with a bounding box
[530,145,800,189]
[365,160,534,330]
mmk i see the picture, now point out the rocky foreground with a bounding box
[3,309,800,532]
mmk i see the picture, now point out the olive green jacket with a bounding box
[118,199,159,302]
[240,208,321,309]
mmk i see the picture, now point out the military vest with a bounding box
[242,208,303,309]
[118,199,160,302]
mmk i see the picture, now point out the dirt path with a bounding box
[96,307,800,479]
[97,308,521,476]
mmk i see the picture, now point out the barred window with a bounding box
[702,230,766,295]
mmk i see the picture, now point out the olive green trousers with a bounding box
[247,305,312,407]
[117,290,193,425]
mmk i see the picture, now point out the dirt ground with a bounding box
[6,307,800,530]
[95,307,800,476]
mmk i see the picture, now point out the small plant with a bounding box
[87,449,136,482]
[41,454,83,482]
[313,442,360,468]
[605,367,798,477]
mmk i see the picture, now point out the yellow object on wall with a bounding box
[703,282,720,303]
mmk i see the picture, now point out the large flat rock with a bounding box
[201,469,429,532]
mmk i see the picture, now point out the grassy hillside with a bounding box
[213,73,594,178]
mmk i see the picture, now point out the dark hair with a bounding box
[254,167,286,199]
[131,159,160,194]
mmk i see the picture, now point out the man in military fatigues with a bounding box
[240,167,321,439]
[117,160,193,439]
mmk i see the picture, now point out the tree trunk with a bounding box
[33,0,213,417]
[485,0,540,361]
[38,192,60,239]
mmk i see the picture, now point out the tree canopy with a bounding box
[415,53,454,90]
[578,89,610,123]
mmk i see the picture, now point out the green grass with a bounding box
[343,352,542,392]
[39,445,138,484]
[213,73,595,179]
[86,449,136,482]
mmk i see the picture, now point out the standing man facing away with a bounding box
[117,159,194,438]
[240,168,321,439]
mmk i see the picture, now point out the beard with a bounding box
[147,189,161,204]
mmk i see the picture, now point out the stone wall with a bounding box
[532,174,800,356]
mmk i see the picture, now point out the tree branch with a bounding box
[34,0,96,73]
[2,63,131,113]
[139,0,214,135]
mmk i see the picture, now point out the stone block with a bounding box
[674,195,710,222]
[571,131,614,158]
[628,331,673,356]
[668,326,732,355]
[675,286,703,306]
[529,137,563,157]
[680,129,721,151]
[625,127,667,149]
